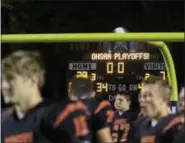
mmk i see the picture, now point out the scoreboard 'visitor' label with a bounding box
[144,62,166,70]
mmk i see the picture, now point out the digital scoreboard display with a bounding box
[67,42,167,97]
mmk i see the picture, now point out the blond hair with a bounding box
[2,50,45,86]
[143,75,172,103]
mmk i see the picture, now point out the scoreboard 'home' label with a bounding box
[69,62,96,70]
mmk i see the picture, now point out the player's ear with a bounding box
[128,99,131,105]
[67,87,71,95]
[90,91,96,98]
[30,74,40,87]
[37,72,45,88]
[68,82,72,94]
[67,89,72,99]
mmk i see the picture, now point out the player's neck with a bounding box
[160,105,170,117]
[151,119,158,127]
[118,110,124,115]
[15,89,43,113]
[118,109,129,115]
[154,105,169,120]
[140,108,146,116]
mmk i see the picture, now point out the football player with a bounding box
[2,50,91,143]
[133,77,172,143]
[36,100,91,143]
[35,77,91,142]
[155,87,185,143]
[173,87,185,143]
[1,50,47,143]
[68,77,114,143]
[111,92,137,143]
[129,90,149,143]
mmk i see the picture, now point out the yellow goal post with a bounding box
[2,32,184,102]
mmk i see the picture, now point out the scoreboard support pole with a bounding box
[2,32,183,110]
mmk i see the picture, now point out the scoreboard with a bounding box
[67,42,167,97]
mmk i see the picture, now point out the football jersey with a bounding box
[111,110,137,143]
[36,100,91,143]
[135,117,157,143]
[128,112,147,143]
[82,98,114,142]
[2,102,50,143]
[135,113,182,143]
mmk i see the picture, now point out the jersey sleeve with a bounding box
[93,100,114,131]
[157,114,184,143]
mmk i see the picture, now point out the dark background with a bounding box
[1,1,184,105]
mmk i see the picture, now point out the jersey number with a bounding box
[120,123,130,142]
[106,110,114,123]
[73,115,89,137]
[112,121,130,142]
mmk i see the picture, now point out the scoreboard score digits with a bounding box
[76,71,96,81]
[68,52,167,95]
[107,62,124,74]
[138,71,166,89]
[70,70,166,92]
